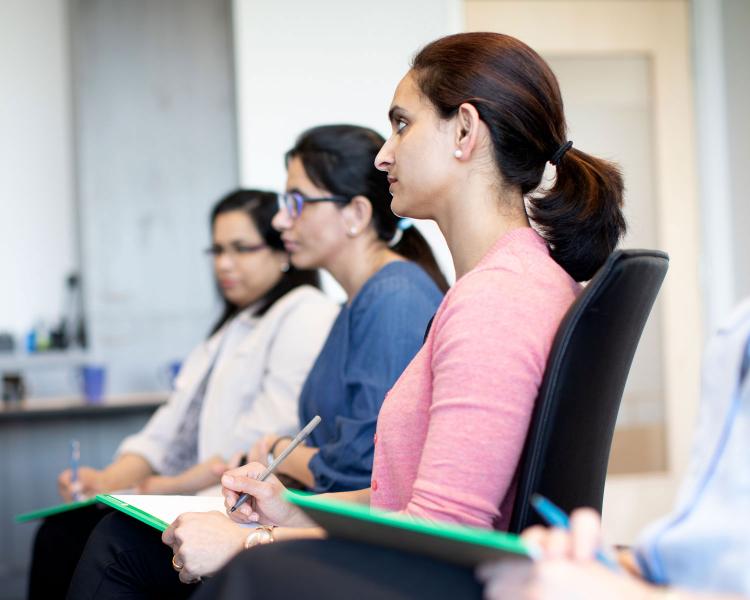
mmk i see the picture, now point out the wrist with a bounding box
[647,588,681,600]
[267,436,292,463]
[244,525,277,550]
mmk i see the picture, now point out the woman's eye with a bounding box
[396,119,407,133]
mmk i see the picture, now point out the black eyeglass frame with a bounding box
[278,191,351,219]
[203,243,268,257]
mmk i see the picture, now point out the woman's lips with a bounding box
[283,240,300,252]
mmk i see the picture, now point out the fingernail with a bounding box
[223,476,234,485]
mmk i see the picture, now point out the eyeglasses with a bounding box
[277,191,350,219]
[204,243,267,258]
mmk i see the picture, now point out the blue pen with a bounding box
[530,494,621,571]
[70,439,81,501]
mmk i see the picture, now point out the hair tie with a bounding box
[550,140,573,166]
[387,218,414,248]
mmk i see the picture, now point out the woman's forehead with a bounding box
[286,157,330,195]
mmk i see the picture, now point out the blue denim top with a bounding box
[299,261,443,493]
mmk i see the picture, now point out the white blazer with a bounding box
[117,285,338,473]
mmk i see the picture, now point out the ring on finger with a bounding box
[172,555,184,571]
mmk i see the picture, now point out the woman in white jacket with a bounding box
[28,189,337,600]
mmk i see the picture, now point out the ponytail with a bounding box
[412,32,627,282]
[529,148,625,281]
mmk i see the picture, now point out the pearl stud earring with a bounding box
[454,149,463,159]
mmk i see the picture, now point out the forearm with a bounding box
[319,487,371,506]
[273,442,318,489]
[648,589,745,600]
[100,454,154,490]
[143,456,226,494]
[273,526,326,543]
[177,457,227,492]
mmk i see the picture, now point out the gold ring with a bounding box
[172,555,184,571]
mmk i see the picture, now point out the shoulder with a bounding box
[264,285,338,320]
[455,229,575,303]
[353,261,442,310]
[246,286,338,345]
[437,237,578,336]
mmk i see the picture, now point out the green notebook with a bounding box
[15,497,99,523]
[285,492,532,568]
[96,494,170,531]
[95,494,228,532]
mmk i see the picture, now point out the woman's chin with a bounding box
[389,194,410,218]
[290,253,314,271]
[390,194,423,220]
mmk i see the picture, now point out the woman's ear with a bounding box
[341,195,374,237]
[453,102,482,160]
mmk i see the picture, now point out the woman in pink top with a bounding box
[212,32,624,540]
[70,32,627,598]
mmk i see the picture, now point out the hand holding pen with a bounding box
[479,497,648,600]
[529,494,621,571]
[221,416,321,528]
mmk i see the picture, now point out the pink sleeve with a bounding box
[402,269,551,528]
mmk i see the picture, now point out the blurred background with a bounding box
[0,0,747,597]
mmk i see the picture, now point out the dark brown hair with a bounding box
[412,32,626,281]
[209,189,320,335]
[286,124,449,292]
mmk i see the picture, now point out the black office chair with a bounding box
[507,249,669,533]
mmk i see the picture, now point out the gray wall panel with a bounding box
[72,0,238,393]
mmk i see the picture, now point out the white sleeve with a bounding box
[224,295,338,452]
[115,343,210,472]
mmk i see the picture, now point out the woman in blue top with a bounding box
[64,125,448,599]
[247,124,448,492]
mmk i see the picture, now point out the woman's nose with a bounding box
[272,207,292,231]
[374,138,394,172]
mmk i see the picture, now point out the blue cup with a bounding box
[167,360,182,389]
[159,360,182,390]
[80,365,106,403]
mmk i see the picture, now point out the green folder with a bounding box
[95,494,170,531]
[285,492,532,567]
[15,497,99,523]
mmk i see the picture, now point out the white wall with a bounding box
[693,0,750,332]
[723,0,750,306]
[0,0,75,342]
[232,0,463,296]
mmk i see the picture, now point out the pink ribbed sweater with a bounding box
[370,228,580,530]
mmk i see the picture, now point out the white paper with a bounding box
[111,494,227,526]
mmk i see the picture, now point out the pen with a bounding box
[70,439,81,502]
[230,415,321,513]
[530,493,621,571]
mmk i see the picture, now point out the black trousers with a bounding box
[192,538,484,600]
[67,511,199,600]
[67,513,483,600]
[28,504,113,600]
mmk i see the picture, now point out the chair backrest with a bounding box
[507,249,669,533]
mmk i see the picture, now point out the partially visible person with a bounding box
[28,189,337,600]
[67,29,626,598]
[245,123,449,493]
[67,124,447,598]
[479,298,750,600]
